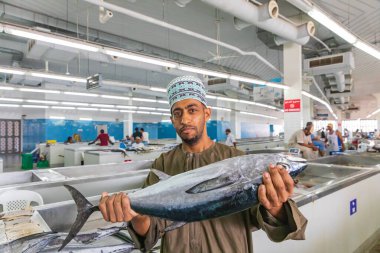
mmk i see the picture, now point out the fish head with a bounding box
[276,154,307,178]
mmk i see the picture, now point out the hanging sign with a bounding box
[284,99,301,112]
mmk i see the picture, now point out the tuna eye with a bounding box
[276,162,289,171]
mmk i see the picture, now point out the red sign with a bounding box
[284,99,301,112]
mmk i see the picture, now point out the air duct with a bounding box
[201,0,315,45]
[334,71,345,92]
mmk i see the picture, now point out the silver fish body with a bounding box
[128,153,307,222]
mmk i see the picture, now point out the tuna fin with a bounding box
[161,221,187,233]
[151,169,171,181]
[186,175,237,194]
[58,185,100,251]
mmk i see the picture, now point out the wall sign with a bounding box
[284,99,301,112]
[350,199,357,216]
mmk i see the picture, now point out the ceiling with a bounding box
[0,0,379,120]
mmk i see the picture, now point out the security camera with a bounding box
[99,9,113,24]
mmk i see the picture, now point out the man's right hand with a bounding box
[99,192,151,236]
[99,192,138,222]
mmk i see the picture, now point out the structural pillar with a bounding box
[283,42,304,143]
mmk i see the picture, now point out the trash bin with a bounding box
[21,153,34,170]
[37,160,49,168]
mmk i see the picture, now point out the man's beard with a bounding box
[178,126,204,146]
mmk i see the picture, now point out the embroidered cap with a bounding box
[167,76,207,109]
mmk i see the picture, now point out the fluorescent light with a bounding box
[206,95,217,99]
[238,99,256,105]
[0,68,25,75]
[120,110,136,113]
[0,104,19,107]
[240,111,277,119]
[79,118,92,121]
[162,113,171,116]
[0,87,15,90]
[62,102,89,106]
[0,98,23,102]
[31,73,86,83]
[161,119,171,123]
[5,27,99,52]
[151,112,163,115]
[254,102,277,110]
[302,91,338,120]
[136,111,150,114]
[64,92,99,97]
[179,65,229,78]
[100,108,119,112]
[139,107,156,111]
[51,106,76,110]
[104,49,177,68]
[150,87,167,93]
[213,107,231,112]
[353,41,380,60]
[230,75,266,86]
[157,108,170,112]
[217,97,239,102]
[77,107,98,111]
[22,105,49,108]
[19,88,60,94]
[101,95,130,100]
[91,104,115,108]
[132,98,156,102]
[308,8,357,44]
[27,99,59,104]
[157,100,169,104]
[116,105,137,109]
[266,82,289,89]
[49,116,65,119]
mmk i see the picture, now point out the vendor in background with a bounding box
[326,123,345,155]
[310,125,326,157]
[140,128,149,145]
[73,133,82,142]
[288,122,318,160]
[225,128,237,148]
[131,136,145,149]
[132,127,142,140]
[88,129,114,146]
[64,136,74,144]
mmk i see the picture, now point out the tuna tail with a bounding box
[58,185,99,251]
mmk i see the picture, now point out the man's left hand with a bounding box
[258,164,294,222]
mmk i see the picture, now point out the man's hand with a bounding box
[258,164,294,222]
[99,192,151,236]
[312,146,318,151]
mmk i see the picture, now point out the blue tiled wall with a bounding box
[133,122,176,139]
[23,119,123,152]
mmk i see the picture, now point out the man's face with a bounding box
[327,125,333,132]
[171,99,210,146]
[304,129,311,136]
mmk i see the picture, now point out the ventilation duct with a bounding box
[201,0,315,45]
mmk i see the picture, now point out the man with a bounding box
[99,76,307,253]
[309,122,326,157]
[132,136,145,149]
[225,128,237,148]
[140,128,150,145]
[326,123,345,155]
[288,123,318,160]
[132,127,142,139]
[88,129,114,146]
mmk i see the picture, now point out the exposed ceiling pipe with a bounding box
[81,0,282,76]
[334,71,346,92]
[201,0,315,45]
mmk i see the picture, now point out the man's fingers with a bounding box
[269,165,288,203]
[99,192,109,221]
[258,185,271,209]
[121,193,138,221]
[114,193,124,222]
[106,194,117,223]
[279,168,294,196]
[262,168,280,207]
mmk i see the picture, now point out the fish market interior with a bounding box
[0,0,379,252]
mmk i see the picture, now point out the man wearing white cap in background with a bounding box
[98,76,307,253]
[326,123,345,155]
[131,136,145,149]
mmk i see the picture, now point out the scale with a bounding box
[289,148,301,157]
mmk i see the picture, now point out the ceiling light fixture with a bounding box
[240,111,277,119]
[136,111,150,114]
[77,107,98,111]
[100,108,119,112]
[64,92,99,97]
[49,116,65,119]
[22,105,49,108]
[302,91,338,119]
[178,65,229,78]
[31,72,86,83]
[120,110,136,113]
[0,68,25,75]
[19,88,60,94]
[150,87,167,93]
[51,106,76,110]
[101,95,130,100]
[116,105,137,109]
[0,103,19,107]
[353,41,380,60]
[138,107,156,111]
[0,98,23,102]
[91,104,115,108]
[132,98,156,102]
[27,99,59,104]
[0,87,15,91]
[62,102,89,106]
[79,117,93,121]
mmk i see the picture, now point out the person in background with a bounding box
[132,127,142,140]
[98,75,307,253]
[288,123,318,160]
[73,133,82,142]
[64,136,74,144]
[140,128,149,145]
[88,129,114,146]
[320,127,326,141]
[326,123,345,155]
[225,128,237,148]
[374,129,380,139]
[131,136,145,149]
[309,123,325,157]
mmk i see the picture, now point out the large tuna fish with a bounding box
[59,153,307,251]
